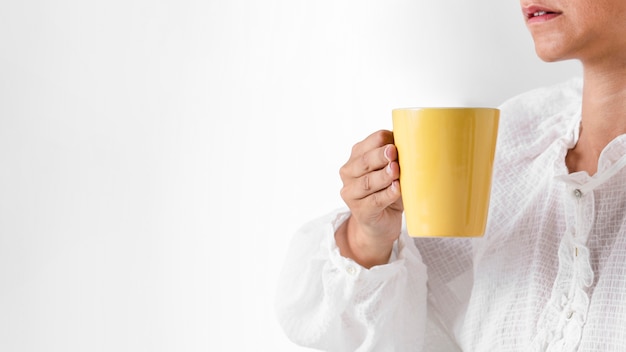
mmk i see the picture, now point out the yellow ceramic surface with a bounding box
[392,108,499,237]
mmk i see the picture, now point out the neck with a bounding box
[566,67,626,175]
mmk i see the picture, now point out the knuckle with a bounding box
[351,142,360,155]
[371,191,385,209]
[361,175,371,191]
[359,154,369,172]
[340,185,358,209]
[351,139,365,157]
[339,164,348,179]
[372,130,389,145]
[339,186,348,201]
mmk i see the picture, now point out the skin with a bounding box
[336,0,626,268]
[336,131,402,268]
[522,0,626,175]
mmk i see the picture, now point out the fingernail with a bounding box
[386,163,392,175]
[384,145,391,161]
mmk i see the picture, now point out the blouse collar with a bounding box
[555,110,626,190]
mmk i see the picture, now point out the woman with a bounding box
[276,0,626,350]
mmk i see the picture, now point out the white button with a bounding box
[573,189,583,198]
[346,266,357,275]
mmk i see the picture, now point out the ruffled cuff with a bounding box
[325,209,420,281]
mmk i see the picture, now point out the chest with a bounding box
[463,186,626,351]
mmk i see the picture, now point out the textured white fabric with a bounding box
[276,78,626,351]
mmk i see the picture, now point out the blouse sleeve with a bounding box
[275,208,430,352]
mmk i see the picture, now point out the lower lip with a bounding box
[527,13,561,24]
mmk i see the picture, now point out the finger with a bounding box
[344,143,397,179]
[350,130,394,157]
[360,179,402,214]
[341,160,400,201]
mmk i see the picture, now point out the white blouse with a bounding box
[276,78,626,351]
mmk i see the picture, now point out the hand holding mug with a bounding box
[337,130,403,268]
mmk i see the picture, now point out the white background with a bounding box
[0,0,580,351]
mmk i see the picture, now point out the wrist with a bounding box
[335,216,395,269]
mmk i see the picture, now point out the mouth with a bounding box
[524,5,562,23]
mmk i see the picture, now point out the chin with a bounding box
[536,53,562,63]
[533,43,569,63]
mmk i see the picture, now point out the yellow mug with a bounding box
[392,108,499,237]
